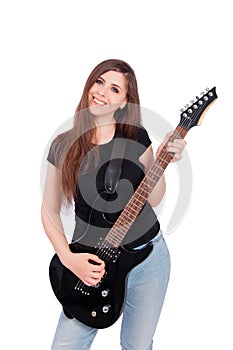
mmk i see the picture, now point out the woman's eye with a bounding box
[96,79,103,85]
[111,87,119,94]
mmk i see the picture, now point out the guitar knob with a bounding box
[102,305,111,313]
[101,289,110,297]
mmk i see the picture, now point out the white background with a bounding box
[1,0,232,349]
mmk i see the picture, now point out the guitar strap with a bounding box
[104,137,126,194]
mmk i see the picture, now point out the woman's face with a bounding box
[88,70,128,117]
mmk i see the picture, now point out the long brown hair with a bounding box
[51,59,142,203]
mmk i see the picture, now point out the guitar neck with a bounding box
[105,125,188,247]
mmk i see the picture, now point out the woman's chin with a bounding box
[89,103,120,117]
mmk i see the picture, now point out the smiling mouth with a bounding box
[92,96,107,106]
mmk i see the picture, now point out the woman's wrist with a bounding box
[57,247,73,266]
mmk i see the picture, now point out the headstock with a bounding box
[179,87,217,130]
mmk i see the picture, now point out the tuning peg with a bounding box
[180,108,184,113]
[200,91,205,96]
[205,87,209,91]
[184,104,189,109]
[190,100,195,104]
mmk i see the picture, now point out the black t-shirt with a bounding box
[47,126,160,248]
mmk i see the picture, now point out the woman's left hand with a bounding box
[156,131,187,162]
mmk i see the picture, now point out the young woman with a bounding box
[42,59,186,349]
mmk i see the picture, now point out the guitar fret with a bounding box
[129,201,142,211]
[132,191,148,203]
[115,217,135,230]
[143,179,159,191]
[117,220,134,231]
[105,235,121,247]
[123,206,139,219]
[113,227,130,244]
[118,223,129,231]
[106,226,129,246]
[149,166,164,175]
[130,196,145,206]
[152,164,165,171]
[145,173,161,184]
[125,212,136,220]
[145,182,154,190]
[157,157,169,165]
[154,163,165,171]
[142,177,154,187]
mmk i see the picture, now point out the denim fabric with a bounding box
[52,230,171,349]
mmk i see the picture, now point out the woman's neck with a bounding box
[93,119,116,145]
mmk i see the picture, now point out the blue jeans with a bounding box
[52,230,171,349]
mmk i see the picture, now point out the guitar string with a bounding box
[75,95,213,293]
[74,114,196,294]
[94,117,192,254]
[88,117,193,257]
[100,122,188,247]
[87,119,192,267]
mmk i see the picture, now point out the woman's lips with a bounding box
[92,96,107,106]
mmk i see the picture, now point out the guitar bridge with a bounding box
[74,282,91,295]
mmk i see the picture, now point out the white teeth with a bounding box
[93,97,106,105]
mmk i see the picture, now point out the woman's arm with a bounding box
[41,163,105,286]
[139,133,187,208]
[41,163,70,257]
[139,145,166,208]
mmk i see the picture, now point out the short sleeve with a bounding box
[47,143,56,167]
[47,135,62,168]
[135,126,152,149]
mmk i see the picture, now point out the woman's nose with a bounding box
[97,85,106,96]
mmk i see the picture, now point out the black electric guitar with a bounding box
[49,87,218,329]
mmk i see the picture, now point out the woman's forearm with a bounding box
[41,203,71,261]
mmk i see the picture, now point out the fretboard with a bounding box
[104,125,188,247]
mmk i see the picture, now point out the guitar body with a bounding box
[49,240,153,329]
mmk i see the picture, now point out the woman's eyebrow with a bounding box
[99,76,122,90]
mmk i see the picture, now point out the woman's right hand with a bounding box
[61,252,106,287]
